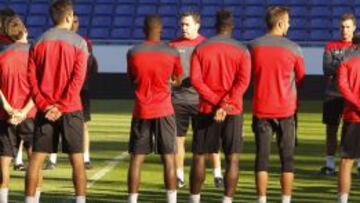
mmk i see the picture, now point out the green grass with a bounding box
[6,100,360,202]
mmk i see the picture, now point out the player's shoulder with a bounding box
[128,41,178,57]
[196,35,246,51]
[343,48,360,62]
[33,28,87,50]
[250,34,302,56]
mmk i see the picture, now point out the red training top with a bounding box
[127,40,183,119]
[249,34,306,118]
[190,35,251,115]
[0,43,36,119]
[28,28,89,113]
[337,49,360,122]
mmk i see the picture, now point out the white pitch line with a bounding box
[61,151,128,203]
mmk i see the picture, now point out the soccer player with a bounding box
[43,12,98,170]
[0,15,36,203]
[189,9,251,203]
[248,6,305,203]
[25,1,88,203]
[169,11,223,188]
[320,13,357,175]
[126,14,183,203]
[337,32,360,203]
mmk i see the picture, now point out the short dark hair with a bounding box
[265,6,290,30]
[340,13,357,26]
[4,15,26,41]
[143,14,162,35]
[50,0,73,25]
[0,8,16,32]
[215,9,233,33]
[181,11,201,24]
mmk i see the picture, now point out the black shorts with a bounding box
[33,111,84,154]
[81,90,91,122]
[0,118,34,157]
[192,113,243,155]
[322,97,344,125]
[340,122,360,159]
[173,102,198,136]
[252,115,296,172]
[129,115,177,154]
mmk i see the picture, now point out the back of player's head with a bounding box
[0,8,16,33]
[352,32,360,46]
[340,13,357,26]
[50,0,74,25]
[181,11,201,24]
[215,9,234,33]
[265,6,290,30]
[143,14,162,36]
[4,15,26,41]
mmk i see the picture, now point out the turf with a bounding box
[6,100,360,202]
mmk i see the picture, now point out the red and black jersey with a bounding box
[190,35,251,115]
[249,34,305,118]
[127,40,183,119]
[28,28,89,113]
[323,40,353,97]
[337,49,360,122]
[169,35,206,104]
[0,43,36,119]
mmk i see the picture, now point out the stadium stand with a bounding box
[0,0,359,42]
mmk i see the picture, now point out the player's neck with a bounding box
[54,23,72,30]
[217,31,232,37]
[185,33,199,40]
[268,29,284,37]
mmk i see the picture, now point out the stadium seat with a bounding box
[75,4,93,15]
[287,0,307,6]
[158,5,178,16]
[332,0,353,6]
[160,0,177,4]
[115,4,135,15]
[310,30,332,41]
[9,3,28,15]
[162,16,177,28]
[243,0,264,5]
[266,0,287,5]
[244,6,265,17]
[179,5,200,13]
[92,16,112,27]
[288,29,309,41]
[311,18,332,29]
[225,5,243,16]
[133,28,145,39]
[291,17,308,30]
[201,17,215,28]
[137,5,157,14]
[28,27,45,39]
[333,6,353,17]
[291,6,309,17]
[242,29,264,41]
[134,17,144,27]
[308,0,328,6]
[27,15,47,26]
[162,28,176,39]
[90,28,110,39]
[94,4,114,15]
[111,28,132,39]
[310,6,332,17]
[243,18,265,29]
[29,3,48,14]
[138,0,159,3]
[201,28,216,38]
[78,15,91,26]
[113,16,133,27]
[201,6,219,16]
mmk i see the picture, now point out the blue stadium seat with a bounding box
[10,3,28,15]
[244,0,264,5]
[331,31,340,40]
[29,3,48,14]
[133,28,145,39]
[78,16,91,27]
[134,17,144,27]
[111,28,131,39]
[201,6,219,16]
[92,16,112,27]
[162,28,176,39]
[308,0,328,6]
[310,18,332,29]
[333,6,353,17]
[78,27,88,37]
[310,30,332,41]
[244,6,265,17]
[75,4,93,15]
[90,28,110,39]
[181,0,200,5]
[201,17,215,28]
[201,28,216,38]
[28,27,45,39]
[117,0,135,3]
[332,0,353,6]
[138,0,159,3]
[162,17,177,28]
[158,5,178,15]
[160,0,177,4]
[310,6,332,17]
[115,4,135,15]
[27,15,47,26]
[223,0,242,5]
[242,29,263,41]
[179,5,200,13]
[287,0,307,6]
[291,17,308,30]
[204,0,224,5]
[95,0,116,2]
[225,5,243,16]
[266,0,287,5]
[94,4,114,15]
[243,18,264,28]
[233,18,242,29]
[288,30,309,41]
[137,5,157,14]
[291,6,309,17]
[113,16,133,27]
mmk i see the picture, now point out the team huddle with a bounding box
[126,6,360,203]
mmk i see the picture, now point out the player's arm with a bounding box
[219,50,251,112]
[190,50,221,106]
[294,53,306,88]
[56,42,88,112]
[0,90,13,115]
[337,62,360,109]
[171,54,183,87]
[27,47,52,112]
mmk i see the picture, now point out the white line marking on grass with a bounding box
[61,151,129,203]
[87,151,128,188]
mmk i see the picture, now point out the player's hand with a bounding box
[45,106,62,121]
[8,110,26,125]
[214,108,227,123]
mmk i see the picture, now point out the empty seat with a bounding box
[333,7,353,17]
[160,0,177,4]
[311,18,332,29]
[179,5,200,13]
[162,17,177,28]
[111,28,132,39]
[310,6,332,17]
[28,27,45,39]
[90,28,110,39]
[78,15,91,26]
[242,29,263,41]
[27,15,47,26]
[10,3,28,15]
[134,17,144,27]
[133,28,145,39]
[201,17,215,28]
[266,0,287,5]
[201,28,215,38]
[92,16,112,26]
[137,5,157,14]
[310,30,332,41]
[29,3,48,14]
[243,0,264,5]
[162,28,176,39]
[75,4,93,15]
[244,6,265,17]
[308,0,328,6]
[291,17,308,30]
[202,0,223,5]
[201,6,219,16]
[94,4,113,15]
[113,16,133,27]
[138,0,159,3]
[158,5,177,15]
[115,4,135,15]
[223,0,243,5]
[291,6,309,17]
[242,18,264,28]
[288,29,309,41]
